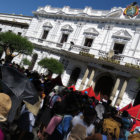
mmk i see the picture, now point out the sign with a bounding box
[124,5,139,18]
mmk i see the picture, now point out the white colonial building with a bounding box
[0,5,140,108]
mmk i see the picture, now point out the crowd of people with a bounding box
[0,60,140,140]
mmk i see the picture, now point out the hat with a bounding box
[0,93,12,122]
[85,91,88,94]
[24,97,41,116]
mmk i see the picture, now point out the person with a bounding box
[67,106,96,140]
[0,93,12,140]
[46,105,79,140]
[121,111,131,140]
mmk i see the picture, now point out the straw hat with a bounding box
[24,97,41,116]
[0,93,12,122]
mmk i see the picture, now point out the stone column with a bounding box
[79,67,89,91]
[86,69,95,88]
[115,80,128,106]
[92,81,96,90]
[110,77,120,101]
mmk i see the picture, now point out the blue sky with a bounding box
[0,0,139,16]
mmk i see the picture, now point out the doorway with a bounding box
[68,67,81,86]
[94,75,114,99]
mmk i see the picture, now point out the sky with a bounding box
[0,0,139,16]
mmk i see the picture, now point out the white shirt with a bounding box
[72,115,95,136]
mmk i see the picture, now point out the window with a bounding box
[113,43,125,54]
[41,30,49,39]
[18,32,22,36]
[0,28,2,32]
[84,38,93,47]
[8,30,12,32]
[60,34,68,43]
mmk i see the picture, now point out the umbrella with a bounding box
[0,65,39,122]
[44,75,64,94]
[0,65,39,104]
[127,104,140,120]
[120,103,133,112]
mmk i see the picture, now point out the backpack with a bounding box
[102,118,121,140]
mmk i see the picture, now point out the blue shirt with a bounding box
[57,115,73,135]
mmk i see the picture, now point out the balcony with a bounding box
[27,38,140,71]
[62,43,140,70]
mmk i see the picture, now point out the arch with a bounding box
[68,67,81,86]
[29,53,38,70]
[94,73,115,99]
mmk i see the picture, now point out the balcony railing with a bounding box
[27,37,140,68]
[62,43,140,67]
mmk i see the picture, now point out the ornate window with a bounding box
[41,22,53,40]
[60,24,73,44]
[83,28,99,48]
[112,30,131,55]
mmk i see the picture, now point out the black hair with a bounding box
[122,110,129,117]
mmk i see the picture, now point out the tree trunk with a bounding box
[5,54,14,64]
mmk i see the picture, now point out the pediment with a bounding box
[106,9,123,18]
[43,22,53,28]
[61,24,73,32]
[112,30,132,39]
[56,10,65,15]
[38,10,47,15]
[84,28,99,36]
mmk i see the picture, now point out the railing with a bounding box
[27,37,140,68]
[62,43,140,67]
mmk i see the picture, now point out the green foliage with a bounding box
[22,58,32,66]
[38,58,64,74]
[0,32,34,55]
[79,51,94,58]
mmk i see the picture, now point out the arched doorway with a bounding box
[68,67,81,86]
[29,53,38,70]
[133,91,140,106]
[94,75,114,99]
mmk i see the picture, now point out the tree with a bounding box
[0,32,34,63]
[22,58,32,66]
[38,58,64,74]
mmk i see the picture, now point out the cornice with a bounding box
[33,10,140,26]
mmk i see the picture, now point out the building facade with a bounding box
[0,5,140,108]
